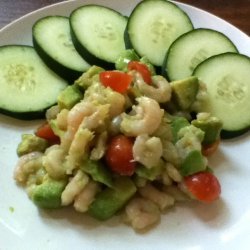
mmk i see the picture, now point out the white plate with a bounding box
[0,1,250,250]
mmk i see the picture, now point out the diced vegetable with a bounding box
[183,172,221,203]
[180,150,206,176]
[105,135,135,176]
[128,61,152,84]
[170,76,199,110]
[192,113,222,145]
[99,71,132,93]
[57,85,83,110]
[88,177,136,220]
[202,140,220,157]
[115,49,140,71]
[17,134,48,156]
[31,177,67,209]
[81,159,113,187]
[36,123,60,144]
[170,116,190,143]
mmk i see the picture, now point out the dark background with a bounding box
[0,0,249,35]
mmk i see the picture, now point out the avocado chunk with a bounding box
[115,49,140,71]
[170,76,199,110]
[57,85,83,110]
[170,116,190,143]
[49,119,65,139]
[180,150,206,176]
[192,113,223,145]
[17,134,48,156]
[75,65,104,90]
[31,177,67,209]
[81,160,113,187]
[88,177,137,220]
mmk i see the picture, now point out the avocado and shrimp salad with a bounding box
[0,0,249,231]
[14,61,222,230]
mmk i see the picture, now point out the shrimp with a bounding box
[163,186,190,202]
[139,183,175,211]
[67,101,96,135]
[90,131,108,160]
[133,72,172,103]
[56,109,69,131]
[80,104,110,131]
[84,82,126,118]
[61,102,108,151]
[120,96,164,136]
[45,105,60,120]
[61,101,96,150]
[133,134,163,168]
[64,128,94,174]
[42,145,66,179]
[125,197,160,230]
[165,162,182,183]
[61,170,89,206]
[74,180,100,212]
[14,152,43,184]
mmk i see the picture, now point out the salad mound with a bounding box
[14,56,222,231]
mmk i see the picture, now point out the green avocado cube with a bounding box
[17,134,48,156]
[180,150,206,176]
[170,76,199,110]
[81,160,113,187]
[170,116,190,143]
[88,177,137,220]
[31,178,67,209]
[192,113,223,145]
[57,85,83,110]
[115,49,140,71]
[75,65,104,89]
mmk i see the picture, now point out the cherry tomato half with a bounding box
[36,123,60,145]
[99,71,133,93]
[128,61,152,84]
[105,135,135,176]
[184,171,221,203]
[202,139,220,157]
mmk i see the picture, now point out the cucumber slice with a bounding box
[125,0,193,66]
[164,28,238,81]
[33,16,90,82]
[70,5,127,68]
[193,53,250,138]
[0,45,67,120]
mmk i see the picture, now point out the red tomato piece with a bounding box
[128,61,152,84]
[35,123,60,145]
[99,71,132,93]
[105,135,135,176]
[184,172,221,203]
[202,139,220,156]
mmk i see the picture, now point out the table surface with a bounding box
[0,0,249,35]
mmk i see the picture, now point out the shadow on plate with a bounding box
[38,206,122,231]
